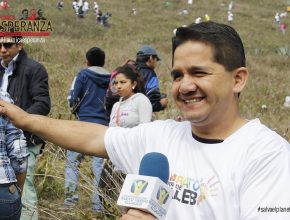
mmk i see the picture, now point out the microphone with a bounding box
[117,152,172,220]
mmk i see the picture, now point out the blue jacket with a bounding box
[68,66,111,125]
[137,62,164,112]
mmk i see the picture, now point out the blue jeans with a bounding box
[0,183,22,220]
[65,150,104,212]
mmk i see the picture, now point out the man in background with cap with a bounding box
[136,45,168,112]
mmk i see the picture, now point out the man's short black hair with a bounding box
[172,21,246,71]
[86,47,105,67]
[136,54,150,63]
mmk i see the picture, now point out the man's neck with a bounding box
[191,116,247,140]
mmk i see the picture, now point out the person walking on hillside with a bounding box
[93,1,99,14]
[83,0,89,13]
[0,91,28,220]
[280,22,287,34]
[56,0,64,10]
[274,12,280,25]
[227,11,233,24]
[1,21,289,220]
[135,45,168,112]
[66,47,110,213]
[0,35,51,220]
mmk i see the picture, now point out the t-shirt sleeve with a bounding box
[104,120,177,174]
[104,126,147,174]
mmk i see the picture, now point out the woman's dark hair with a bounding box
[114,63,145,94]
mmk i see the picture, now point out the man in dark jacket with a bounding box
[0,36,50,220]
[66,47,110,213]
[136,45,168,112]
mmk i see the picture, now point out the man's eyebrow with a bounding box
[187,66,210,73]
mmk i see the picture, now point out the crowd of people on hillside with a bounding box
[63,0,113,27]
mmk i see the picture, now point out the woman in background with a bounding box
[109,63,152,127]
[98,64,152,209]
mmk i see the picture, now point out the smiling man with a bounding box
[0,22,289,220]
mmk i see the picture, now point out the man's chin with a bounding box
[1,57,10,62]
[182,113,207,124]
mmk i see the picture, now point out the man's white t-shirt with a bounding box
[105,119,290,220]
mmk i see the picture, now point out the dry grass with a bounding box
[3,0,290,219]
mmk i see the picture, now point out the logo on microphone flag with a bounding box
[156,186,170,205]
[131,180,149,196]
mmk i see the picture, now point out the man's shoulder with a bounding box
[238,119,289,155]
[139,66,157,77]
[244,119,287,142]
[17,51,44,69]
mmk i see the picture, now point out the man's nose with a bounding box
[115,83,121,89]
[179,76,197,93]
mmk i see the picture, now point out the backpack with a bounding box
[105,59,138,116]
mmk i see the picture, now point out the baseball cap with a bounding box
[137,45,161,61]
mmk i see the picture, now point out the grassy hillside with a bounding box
[1,0,290,219]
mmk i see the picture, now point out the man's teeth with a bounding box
[184,98,202,103]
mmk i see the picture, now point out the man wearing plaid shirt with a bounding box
[0,91,28,219]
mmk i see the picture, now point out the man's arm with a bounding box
[0,100,109,158]
[145,77,168,112]
[5,107,29,193]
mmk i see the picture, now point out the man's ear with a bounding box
[232,67,249,93]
